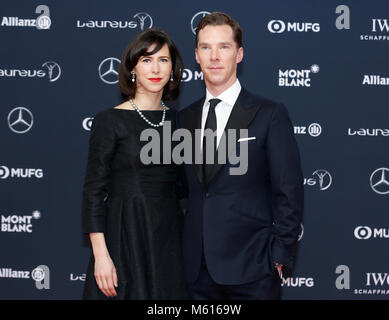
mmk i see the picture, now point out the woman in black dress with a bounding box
[81,29,187,299]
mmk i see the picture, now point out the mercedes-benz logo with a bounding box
[370,168,389,195]
[191,11,210,34]
[133,12,153,31]
[312,169,332,191]
[98,57,120,84]
[42,61,61,82]
[7,107,34,134]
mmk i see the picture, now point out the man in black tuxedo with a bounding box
[177,12,304,300]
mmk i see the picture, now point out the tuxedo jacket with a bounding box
[177,87,304,285]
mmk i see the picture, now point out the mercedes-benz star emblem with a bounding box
[98,57,120,84]
[370,168,389,195]
[7,107,34,134]
[191,11,210,34]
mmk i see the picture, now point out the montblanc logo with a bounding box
[267,20,320,33]
[279,65,319,87]
[348,128,389,137]
[304,169,332,191]
[294,123,322,137]
[82,117,94,131]
[1,5,51,29]
[191,11,210,34]
[361,19,389,41]
[0,166,44,179]
[76,12,153,30]
[354,226,389,240]
[1,210,41,233]
[0,61,61,82]
[98,57,120,84]
[282,277,314,287]
[362,75,389,86]
[370,168,389,195]
[181,68,203,82]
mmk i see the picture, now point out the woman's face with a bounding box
[132,43,172,96]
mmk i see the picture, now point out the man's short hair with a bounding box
[195,12,242,48]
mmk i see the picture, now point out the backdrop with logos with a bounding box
[0,0,388,300]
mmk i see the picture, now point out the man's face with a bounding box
[195,24,243,90]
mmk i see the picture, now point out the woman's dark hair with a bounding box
[118,28,183,101]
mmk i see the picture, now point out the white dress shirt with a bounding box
[201,79,241,149]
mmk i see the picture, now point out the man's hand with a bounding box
[274,262,283,278]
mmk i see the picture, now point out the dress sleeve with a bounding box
[82,111,116,234]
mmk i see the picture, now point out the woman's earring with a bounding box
[170,71,173,82]
[131,72,136,83]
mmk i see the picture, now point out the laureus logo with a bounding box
[42,61,61,82]
[133,12,153,31]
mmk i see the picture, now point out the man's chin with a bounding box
[204,76,227,87]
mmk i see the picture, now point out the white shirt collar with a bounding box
[205,79,241,107]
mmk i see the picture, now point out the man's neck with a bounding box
[205,76,237,97]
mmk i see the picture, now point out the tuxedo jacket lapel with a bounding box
[185,97,205,187]
[205,88,261,186]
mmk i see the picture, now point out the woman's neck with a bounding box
[132,91,164,110]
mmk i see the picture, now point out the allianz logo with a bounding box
[294,123,321,137]
[348,128,389,136]
[281,277,314,287]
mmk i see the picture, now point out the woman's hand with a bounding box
[94,255,118,297]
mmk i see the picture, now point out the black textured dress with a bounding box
[81,108,187,300]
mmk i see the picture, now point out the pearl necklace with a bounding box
[129,99,167,127]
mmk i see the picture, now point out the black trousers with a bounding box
[186,249,282,300]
